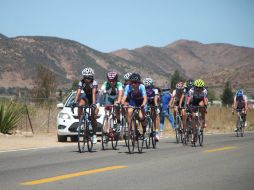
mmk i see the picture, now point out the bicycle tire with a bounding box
[122,117,128,147]
[240,119,245,137]
[127,118,135,153]
[136,120,144,153]
[236,117,241,137]
[145,117,152,149]
[101,116,108,150]
[110,118,119,150]
[86,121,93,152]
[175,116,181,143]
[77,118,86,153]
[198,130,204,146]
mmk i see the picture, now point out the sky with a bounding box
[0,0,254,52]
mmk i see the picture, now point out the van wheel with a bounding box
[58,135,67,142]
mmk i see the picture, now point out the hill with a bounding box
[0,35,253,97]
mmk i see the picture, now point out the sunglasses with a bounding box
[84,77,92,80]
[131,81,138,85]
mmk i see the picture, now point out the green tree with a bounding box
[31,65,57,104]
[71,79,79,91]
[170,70,185,89]
[207,88,216,104]
[221,81,234,106]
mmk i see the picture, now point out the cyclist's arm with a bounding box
[179,94,185,108]
[141,95,147,107]
[92,88,97,104]
[75,88,81,103]
[116,89,123,104]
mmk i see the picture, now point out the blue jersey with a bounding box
[160,91,172,111]
[124,84,146,106]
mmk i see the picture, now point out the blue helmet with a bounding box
[236,89,243,97]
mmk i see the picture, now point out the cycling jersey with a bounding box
[146,87,159,105]
[101,81,123,104]
[234,95,247,109]
[172,89,185,107]
[78,79,98,104]
[188,87,208,106]
[124,84,146,106]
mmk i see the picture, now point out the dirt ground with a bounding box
[0,132,74,152]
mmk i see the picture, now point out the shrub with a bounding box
[0,101,26,134]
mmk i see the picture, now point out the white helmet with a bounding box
[124,72,132,80]
[82,67,94,78]
[143,78,153,87]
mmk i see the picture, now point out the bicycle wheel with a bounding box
[110,118,119,150]
[184,116,192,145]
[101,116,108,150]
[192,116,199,147]
[86,121,93,152]
[122,117,128,147]
[198,128,204,146]
[145,117,152,149]
[236,117,241,137]
[240,119,245,137]
[175,116,181,143]
[77,118,85,153]
[136,121,144,153]
[127,118,135,153]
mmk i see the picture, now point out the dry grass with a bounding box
[16,106,254,136]
[162,106,254,137]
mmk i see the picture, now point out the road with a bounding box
[0,132,254,190]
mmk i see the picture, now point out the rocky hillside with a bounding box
[0,34,253,96]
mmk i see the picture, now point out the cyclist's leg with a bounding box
[159,111,165,132]
[199,100,206,130]
[181,108,187,133]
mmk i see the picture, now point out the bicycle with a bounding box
[127,106,145,153]
[121,105,129,147]
[174,107,183,144]
[183,109,192,145]
[190,106,205,147]
[72,105,95,153]
[234,108,246,137]
[144,105,157,149]
[101,104,120,150]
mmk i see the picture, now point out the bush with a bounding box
[0,101,26,134]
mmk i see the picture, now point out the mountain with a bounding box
[112,40,254,96]
[0,35,253,97]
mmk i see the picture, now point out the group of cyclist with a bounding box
[73,67,248,145]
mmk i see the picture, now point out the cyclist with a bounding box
[159,87,175,137]
[186,79,208,142]
[232,89,248,131]
[73,67,99,144]
[121,73,147,135]
[143,78,160,141]
[100,71,123,132]
[170,82,187,133]
[123,72,132,87]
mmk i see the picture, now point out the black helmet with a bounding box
[129,73,141,82]
[187,79,194,88]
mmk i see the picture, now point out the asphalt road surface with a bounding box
[0,132,254,190]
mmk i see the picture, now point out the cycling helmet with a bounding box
[187,79,194,88]
[107,71,118,81]
[129,73,141,83]
[124,72,132,80]
[236,89,243,97]
[194,79,205,88]
[176,82,184,90]
[82,67,94,78]
[143,78,153,87]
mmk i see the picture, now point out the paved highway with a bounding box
[0,132,254,190]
